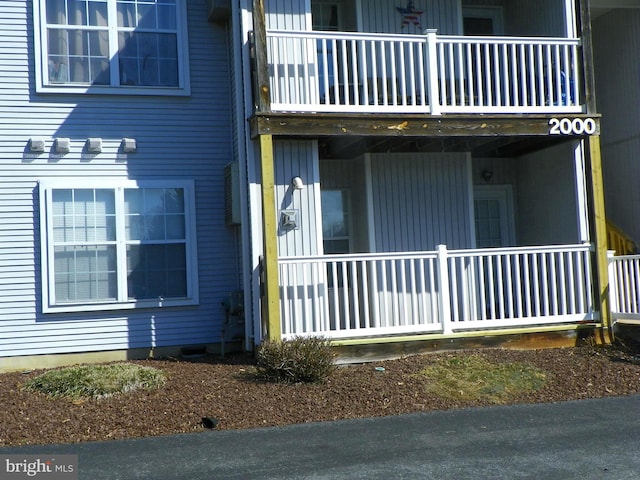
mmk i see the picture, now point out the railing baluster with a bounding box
[371,260,380,327]
[502,44,511,106]
[466,43,474,107]
[380,260,389,327]
[330,259,340,332]
[558,252,567,315]
[410,258,419,325]
[514,253,522,318]
[340,260,350,330]
[350,260,360,329]
[487,255,496,319]
[475,43,484,106]
[478,254,487,320]
[450,256,460,322]
[512,43,520,106]
[400,259,409,325]
[523,253,532,317]
[548,251,558,315]
[419,258,428,324]
[390,259,399,325]
[567,251,576,314]
[448,42,456,106]
[505,254,514,318]
[532,253,541,316]
[361,260,371,329]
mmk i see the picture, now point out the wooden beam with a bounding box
[586,135,612,342]
[259,134,281,341]
[578,0,598,114]
[252,0,270,113]
[250,113,601,139]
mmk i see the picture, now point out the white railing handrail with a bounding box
[279,243,592,263]
[267,29,427,42]
[267,29,581,46]
[447,243,592,257]
[437,35,581,46]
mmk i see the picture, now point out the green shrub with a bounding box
[255,336,336,383]
[23,363,166,400]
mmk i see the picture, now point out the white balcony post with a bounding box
[607,250,618,318]
[436,244,453,334]
[424,29,441,116]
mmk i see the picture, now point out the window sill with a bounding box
[43,297,199,314]
[36,84,191,97]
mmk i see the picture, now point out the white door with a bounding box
[473,185,515,248]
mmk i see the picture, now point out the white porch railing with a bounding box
[278,244,596,340]
[609,253,640,321]
[265,30,582,115]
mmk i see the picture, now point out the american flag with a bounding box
[396,1,423,29]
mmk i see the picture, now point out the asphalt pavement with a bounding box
[2,395,640,479]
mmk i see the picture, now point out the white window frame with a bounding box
[39,179,199,313]
[33,0,191,96]
[462,6,505,35]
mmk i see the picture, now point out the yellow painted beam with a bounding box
[587,135,612,342]
[259,134,281,341]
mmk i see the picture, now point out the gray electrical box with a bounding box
[224,162,241,225]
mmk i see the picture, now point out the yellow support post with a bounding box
[259,134,281,341]
[587,135,612,343]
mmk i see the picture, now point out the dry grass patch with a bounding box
[420,354,546,404]
[23,363,166,400]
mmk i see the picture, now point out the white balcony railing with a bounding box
[278,244,596,340]
[265,30,582,115]
[609,253,640,321]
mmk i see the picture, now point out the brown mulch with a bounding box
[1,344,640,447]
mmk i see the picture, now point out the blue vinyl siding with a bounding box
[0,1,238,357]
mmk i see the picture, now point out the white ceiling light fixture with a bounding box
[291,176,304,190]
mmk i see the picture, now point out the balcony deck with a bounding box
[251,30,599,139]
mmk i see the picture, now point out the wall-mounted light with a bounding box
[86,138,102,153]
[291,176,304,190]
[481,170,493,183]
[121,138,137,153]
[29,137,45,153]
[55,138,70,154]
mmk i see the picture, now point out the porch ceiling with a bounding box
[317,135,568,159]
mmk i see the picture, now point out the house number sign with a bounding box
[549,117,597,136]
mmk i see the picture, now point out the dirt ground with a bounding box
[2,344,640,447]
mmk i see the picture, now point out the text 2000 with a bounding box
[549,118,597,135]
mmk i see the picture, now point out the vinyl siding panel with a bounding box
[0,1,238,357]
[360,0,461,35]
[274,140,321,257]
[515,142,580,246]
[593,10,640,245]
[504,0,567,37]
[369,152,473,252]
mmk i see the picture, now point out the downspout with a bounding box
[578,0,612,343]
